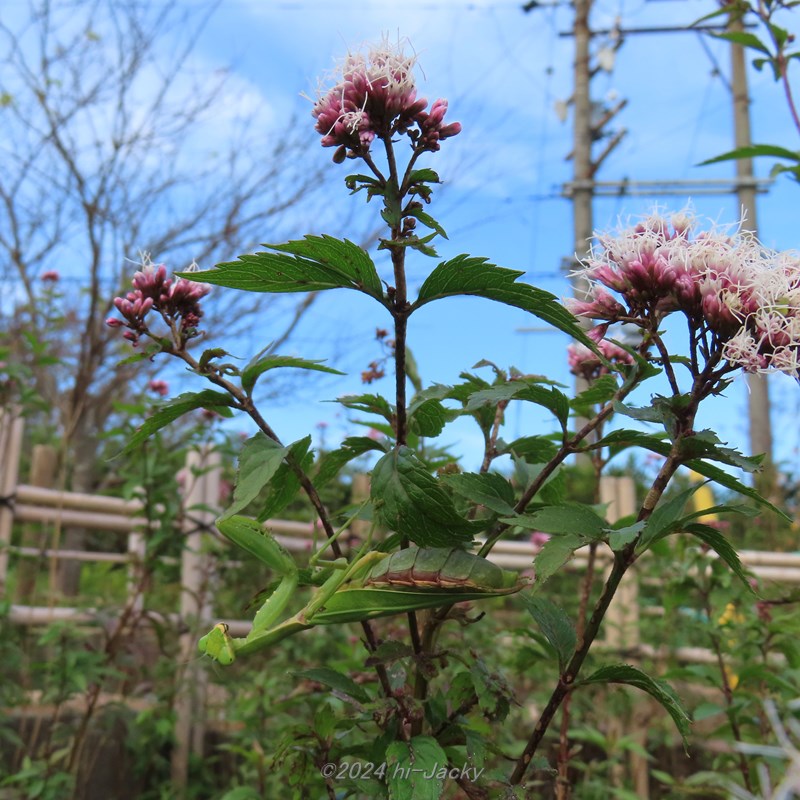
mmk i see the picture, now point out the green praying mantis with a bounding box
[198,515,527,665]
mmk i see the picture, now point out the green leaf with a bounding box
[408,398,448,438]
[607,522,644,551]
[513,503,607,538]
[256,436,313,520]
[684,459,789,520]
[638,485,700,550]
[699,144,800,167]
[443,472,517,516]
[241,352,343,394]
[406,206,447,239]
[712,30,771,54]
[521,595,576,670]
[470,659,511,721]
[679,430,762,472]
[386,736,449,800]
[406,168,440,186]
[338,393,395,423]
[465,380,570,428]
[412,255,594,345]
[599,428,670,459]
[501,435,559,463]
[570,374,619,416]
[612,400,663,423]
[684,523,754,591]
[579,664,691,747]
[533,533,585,585]
[316,436,388,487]
[120,390,234,454]
[179,235,384,300]
[294,667,371,705]
[224,434,288,518]
[371,446,477,547]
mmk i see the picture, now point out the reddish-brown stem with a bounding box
[509,421,693,785]
[479,400,508,474]
[150,339,402,704]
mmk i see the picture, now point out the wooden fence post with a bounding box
[0,409,24,599]
[14,444,57,602]
[172,447,220,793]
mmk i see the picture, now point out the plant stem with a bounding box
[509,434,688,785]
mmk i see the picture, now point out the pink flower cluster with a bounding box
[311,38,461,161]
[107,256,209,346]
[567,327,634,381]
[148,379,169,397]
[567,210,800,377]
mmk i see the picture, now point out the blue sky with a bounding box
[167,0,800,472]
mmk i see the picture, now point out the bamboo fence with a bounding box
[2,408,800,795]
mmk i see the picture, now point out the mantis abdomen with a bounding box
[364,546,517,592]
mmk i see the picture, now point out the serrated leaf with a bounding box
[612,401,663,423]
[570,374,619,415]
[316,436,388,487]
[294,667,371,705]
[386,736,449,800]
[365,641,415,666]
[679,430,763,472]
[241,353,343,394]
[501,435,559,463]
[443,472,517,516]
[256,436,313,520]
[607,522,644,551]
[470,659,511,721]
[579,664,691,747]
[521,595,576,670]
[408,398,448,438]
[684,459,789,520]
[412,255,594,346]
[533,533,585,585]
[406,168,440,185]
[371,446,477,547]
[638,485,701,550]
[684,522,754,591]
[120,390,234,454]
[224,434,288,518]
[407,206,447,238]
[516,503,607,538]
[465,380,570,427]
[179,235,384,300]
[338,393,395,423]
[599,428,670,459]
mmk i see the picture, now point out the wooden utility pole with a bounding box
[730,18,774,467]
[572,0,594,293]
[567,0,625,436]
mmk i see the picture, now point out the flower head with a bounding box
[311,36,460,160]
[568,208,800,378]
[148,379,169,397]
[107,254,210,346]
[567,326,634,381]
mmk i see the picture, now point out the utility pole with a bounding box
[730,17,774,467]
[572,0,593,295]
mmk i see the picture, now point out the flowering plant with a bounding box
[108,38,793,798]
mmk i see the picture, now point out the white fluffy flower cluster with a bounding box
[567,209,800,378]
